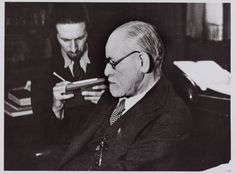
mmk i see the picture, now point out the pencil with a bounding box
[53,72,66,81]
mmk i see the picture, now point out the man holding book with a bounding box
[31,4,106,146]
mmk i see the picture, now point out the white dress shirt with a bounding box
[119,79,158,115]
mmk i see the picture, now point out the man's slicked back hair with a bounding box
[50,3,89,29]
[116,21,164,69]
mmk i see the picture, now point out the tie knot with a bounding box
[109,99,126,125]
[118,98,126,110]
[116,99,126,115]
[73,60,84,80]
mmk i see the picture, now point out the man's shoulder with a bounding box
[146,75,192,126]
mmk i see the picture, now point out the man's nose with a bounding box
[104,63,114,77]
[71,39,78,53]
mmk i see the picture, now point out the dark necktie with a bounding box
[73,60,85,81]
[109,99,126,125]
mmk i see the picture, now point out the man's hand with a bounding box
[81,84,107,104]
[52,81,74,119]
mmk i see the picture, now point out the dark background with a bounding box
[4,2,231,171]
[5,2,230,89]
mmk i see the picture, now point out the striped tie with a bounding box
[73,60,85,80]
[109,99,126,125]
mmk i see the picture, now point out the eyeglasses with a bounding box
[106,51,140,69]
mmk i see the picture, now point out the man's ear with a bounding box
[139,52,150,73]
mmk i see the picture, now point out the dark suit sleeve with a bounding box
[31,60,64,145]
[100,103,192,171]
[31,60,53,119]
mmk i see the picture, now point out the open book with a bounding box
[174,60,230,95]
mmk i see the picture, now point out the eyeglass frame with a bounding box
[105,51,141,69]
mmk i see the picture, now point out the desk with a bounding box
[167,66,230,170]
[187,90,230,170]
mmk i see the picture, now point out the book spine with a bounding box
[5,101,19,110]
[5,109,33,117]
[8,93,21,105]
[5,100,32,111]
[8,93,31,106]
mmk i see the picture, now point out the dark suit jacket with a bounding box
[54,75,192,171]
[31,35,105,145]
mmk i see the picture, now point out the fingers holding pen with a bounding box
[53,81,74,101]
[56,93,74,100]
[52,80,73,119]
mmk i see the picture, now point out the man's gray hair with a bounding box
[117,21,164,68]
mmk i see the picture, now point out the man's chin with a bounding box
[67,55,80,61]
[67,51,83,61]
[109,86,124,98]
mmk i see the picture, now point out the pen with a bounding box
[53,72,66,81]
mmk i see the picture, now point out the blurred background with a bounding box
[5,2,230,89]
[4,2,231,171]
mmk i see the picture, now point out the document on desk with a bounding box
[174,60,231,95]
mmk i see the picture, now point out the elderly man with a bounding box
[45,21,192,171]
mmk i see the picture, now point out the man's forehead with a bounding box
[107,31,128,49]
[109,30,126,42]
[106,41,127,59]
[106,31,139,58]
[56,23,87,36]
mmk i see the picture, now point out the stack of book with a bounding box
[4,87,32,117]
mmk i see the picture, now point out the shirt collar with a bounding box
[61,44,91,71]
[61,49,72,68]
[119,78,159,114]
[80,48,91,72]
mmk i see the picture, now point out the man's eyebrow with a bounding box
[60,34,87,41]
[75,34,86,40]
[60,37,71,40]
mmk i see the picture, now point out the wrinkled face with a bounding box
[56,22,88,61]
[104,32,143,98]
